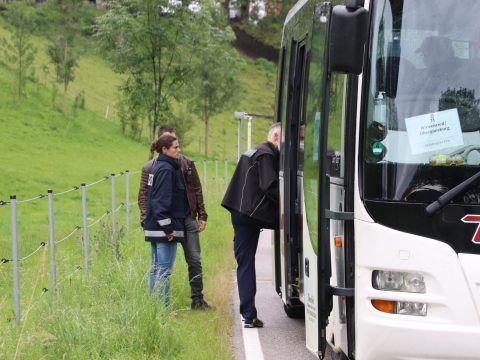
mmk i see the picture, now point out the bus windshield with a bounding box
[364,0,480,203]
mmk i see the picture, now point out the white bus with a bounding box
[273,0,480,359]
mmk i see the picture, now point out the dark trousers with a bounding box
[232,211,263,320]
[182,216,204,301]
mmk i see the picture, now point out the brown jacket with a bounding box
[138,155,207,225]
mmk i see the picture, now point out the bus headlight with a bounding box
[404,273,426,293]
[396,301,427,316]
[372,299,428,316]
[372,270,426,293]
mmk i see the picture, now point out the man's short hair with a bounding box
[158,124,176,137]
[268,122,281,140]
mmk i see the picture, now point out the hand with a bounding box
[197,220,206,232]
[166,232,174,241]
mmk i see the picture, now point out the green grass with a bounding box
[0,15,276,358]
[0,200,235,359]
[0,18,276,160]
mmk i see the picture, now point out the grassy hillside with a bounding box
[0,16,276,359]
[0,17,275,162]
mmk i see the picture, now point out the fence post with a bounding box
[111,174,118,259]
[126,170,130,234]
[247,116,252,150]
[225,160,228,192]
[203,160,208,202]
[47,190,57,304]
[215,160,219,195]
[10,195,20,326]
[237,118,242,161]
[81,184,89,275]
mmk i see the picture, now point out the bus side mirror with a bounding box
[328,4,369,75]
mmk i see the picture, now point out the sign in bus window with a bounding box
[405,108,464,155]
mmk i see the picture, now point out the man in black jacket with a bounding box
[222,122,281,328]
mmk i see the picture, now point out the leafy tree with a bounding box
[45,0,84,114]
[117,77,149,140]
[96,0,205,147]
[0,3,37,104]
[188,22,240,157]
[47,33,79,114]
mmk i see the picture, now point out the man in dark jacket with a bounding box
[139,125,210,310]
[222,122,281,328]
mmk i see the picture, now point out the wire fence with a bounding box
[0,159,234,326]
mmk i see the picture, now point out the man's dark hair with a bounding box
[158,124,176,137]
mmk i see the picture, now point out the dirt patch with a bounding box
[230,20,279,64]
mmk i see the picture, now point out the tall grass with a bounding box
[0,13,274,358]
[1,195,235,359]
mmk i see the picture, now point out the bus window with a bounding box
[303,22,327,254]
[327,74,347,178]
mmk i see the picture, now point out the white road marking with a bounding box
[241,316,265,360]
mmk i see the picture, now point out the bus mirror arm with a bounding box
[425,170,480,215]
[345,0,365,9]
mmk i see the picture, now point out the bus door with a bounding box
[323,73,353,359]
[301,9,329,355]
[273,47,286,296]
[302,4,354,357]
[282,37,308,311]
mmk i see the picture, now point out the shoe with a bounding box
[191,298,211,310]
[244,317,264,328]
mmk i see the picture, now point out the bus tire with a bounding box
[283,304,305,318]
[331,350,349,360]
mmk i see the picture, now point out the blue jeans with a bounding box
[148,242,177,306]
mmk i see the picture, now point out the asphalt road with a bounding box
[231,229,331,360]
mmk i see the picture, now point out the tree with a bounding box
[47,33,79,114]
[0,4,37,104]
[45,0,83,114]
[188,20,240,158]
[96,0,204,147]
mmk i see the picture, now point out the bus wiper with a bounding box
[426,170,480,215]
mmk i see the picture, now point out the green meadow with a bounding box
[0,17,276,360]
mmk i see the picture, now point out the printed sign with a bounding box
[405,108,464,155]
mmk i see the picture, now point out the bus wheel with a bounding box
[331,350,349,360]
[283,304,304,318]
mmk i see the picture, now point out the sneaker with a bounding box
[244,317,264,328]
[191,298,212,310]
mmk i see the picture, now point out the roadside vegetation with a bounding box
[0,1,276,358]
[227,0,296,49]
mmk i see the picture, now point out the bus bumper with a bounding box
[355,220,480,360]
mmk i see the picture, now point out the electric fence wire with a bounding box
[55,226,82,245]
[0,204,127,265]
[53,186,80,197]
[28,265,82,302]
[114,203,124,213]
[0,169,139,205]
[87,210,110,228]
[18,242,47,262]
[17,194,47,204]
[85,176,109,188]
[57,265,83,286]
